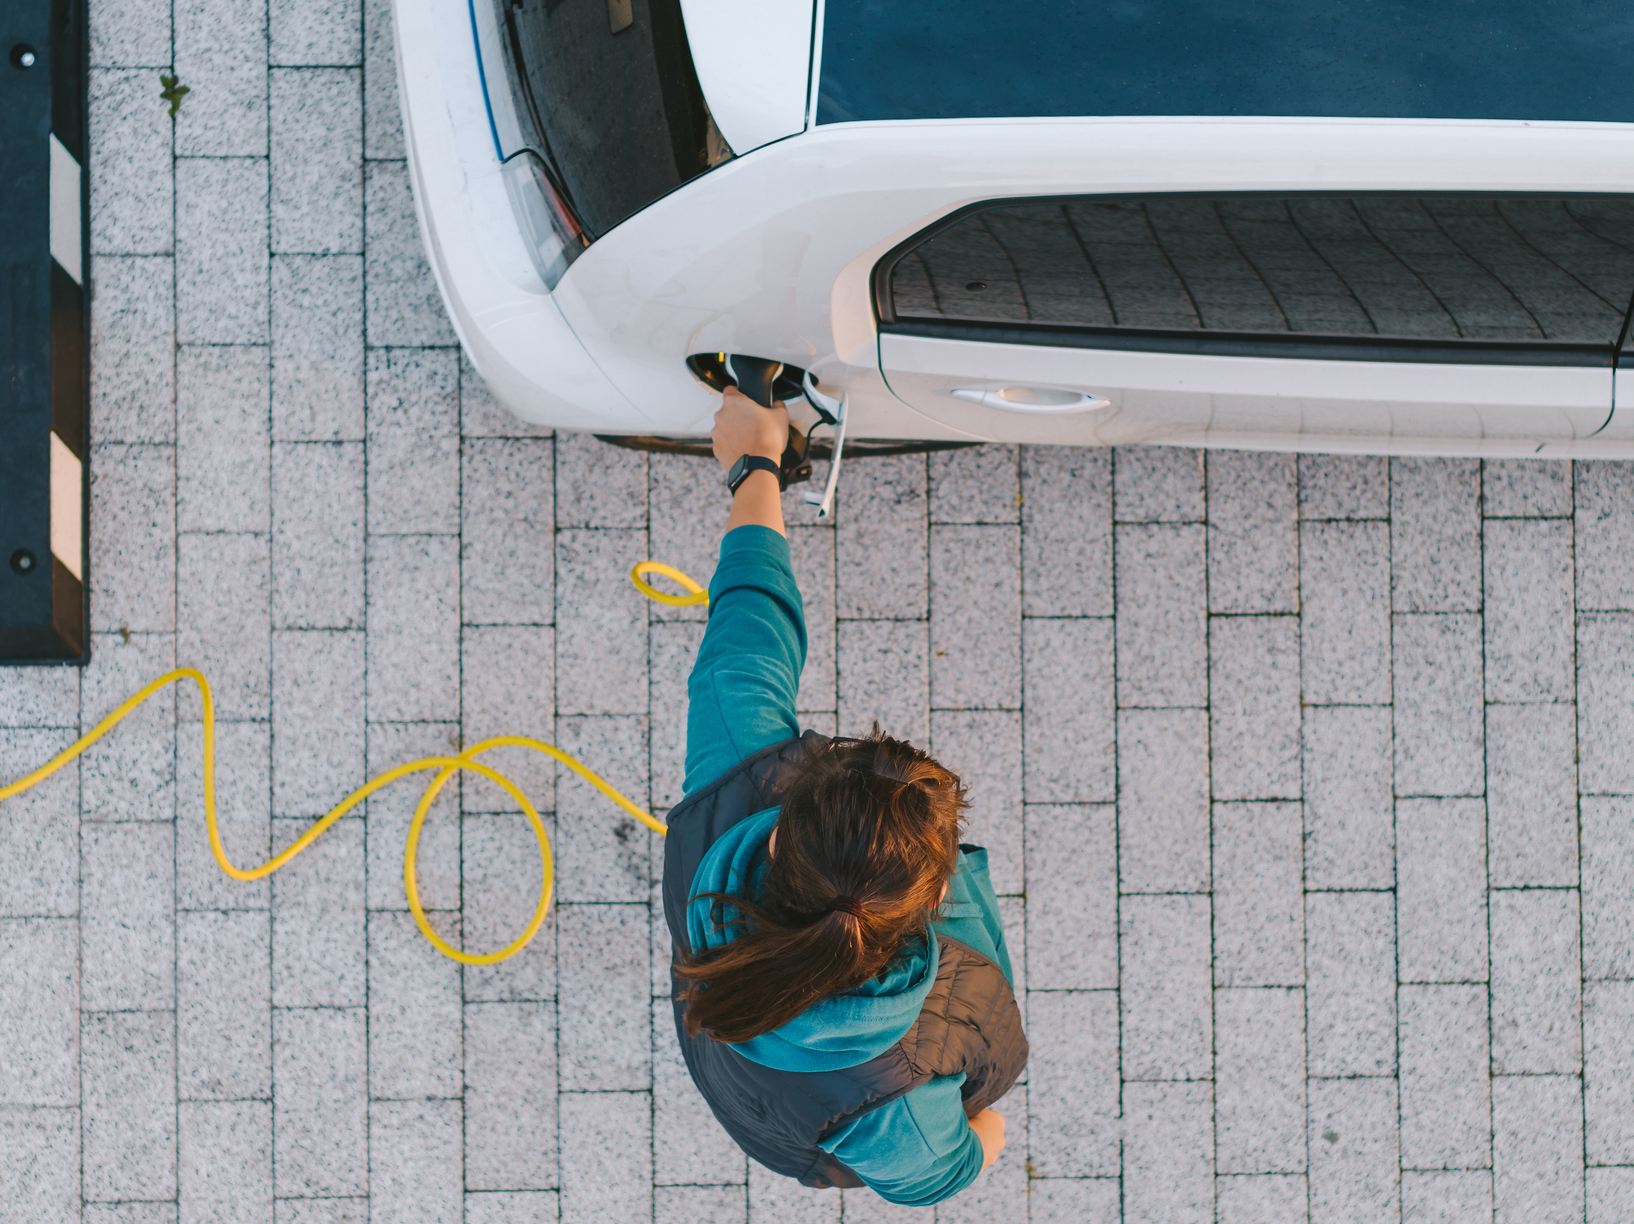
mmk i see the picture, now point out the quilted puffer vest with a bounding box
[660,732,1029,1188]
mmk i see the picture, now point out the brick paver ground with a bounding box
[5,1,1634,1220]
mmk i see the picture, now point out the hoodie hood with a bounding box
[684,807,938,1073]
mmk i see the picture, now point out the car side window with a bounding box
[882,195,1634,356]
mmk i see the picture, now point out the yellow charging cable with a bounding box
[0,561,707,966]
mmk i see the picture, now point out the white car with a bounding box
[394,0,1634,466]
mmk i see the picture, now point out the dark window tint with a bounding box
[886,197,1634,347]
[819,0,1634,124]
[499,0,730,239]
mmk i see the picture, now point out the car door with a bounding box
[876,194,1629,449]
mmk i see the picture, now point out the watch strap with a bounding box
[726,454,783,493]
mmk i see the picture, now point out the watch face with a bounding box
[726,455,746,489]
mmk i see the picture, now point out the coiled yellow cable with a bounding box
[0,561,706,965]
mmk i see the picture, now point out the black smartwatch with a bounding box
[725,453,783,494]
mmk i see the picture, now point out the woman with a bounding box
[659,388,1029,1205]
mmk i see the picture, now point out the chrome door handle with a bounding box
[949,387,1112,414]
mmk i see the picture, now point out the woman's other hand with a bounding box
[969,1108,1006,1171]
[712,386,789,470]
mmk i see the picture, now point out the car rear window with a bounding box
[819,0,1634,125]
[880,195,1634,359]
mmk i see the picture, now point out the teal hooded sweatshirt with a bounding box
[683,526,1015,1207]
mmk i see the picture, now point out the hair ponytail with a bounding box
[675,730,966,1043]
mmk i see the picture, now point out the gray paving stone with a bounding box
[179,1099,272,1224]
[90,257,175,444]
[364,163,454,344]
[365,534,460,721]
[1121,894,1212,1080]
[272,0,363,64]
[82,822,174,1009]
[1021,617,1114,803]
[1020,445,1113,618]
[1483,458,1571,517]
[1025,804,1116,990]
[929,525,1021,709]
[1115,445,1205,523]
[461,624,554,811]
[462,439,555,626]
[1215,988,1305,1175]
[1484,518,1574,701]
[0,731,79,919]
[462,351,552,438]
[177,909,272,1100]
[1025,990,1119,1177]
[176,158,270,344]
[652,1000,744,1186]
[1209,616,1300,800]
[928,710,1021,894]
[0,1106,79,1224]
[1114,523,1207,707]
[363,722,460,911]
[998,893,1027,1038]
[1028,1178,1122,1224]
[370,1098,462,1224]
[1575,461,1634,611]
[272,442,365,629]
[1298,454,1388,520]
[79,631,176,819]
[1396,798,1487,984]
[1579,612,1634,794]
[1214,802,1303,987]
[271,629,365,816]
[87,1206,181,1224]
[1391,457,1481,612]
[1402,1171,1492,1224]
[177,532,272,721]
[89,71,173,255]
[655,1186,747,1224]
[555,530,648,717]
[556,431,647,530]
[1584,980,1634,1165]
[1307,1077,1398,1224]
[466,1002,557,1190]
[1302,706,1393,890]
[836,455,927,619]
[1117,708,1210,893]
[1299,520,1391,705]
[1216,1175,1308,1224]
[368,910,462,1099]
[1305,891,1395,1077]
[0,664,79,728]
[1492,1074,1584,1224]
[463,813,558,1004]
[362,0,404,158]
[83,1010,177,1201]
[789,526,837,713]
[271,68,363,255]
[1393,614,1484,797]
[927,444,1019,525]
[1587,1168,1634,1224]
[746,1162,841,1224]
[553,716,650,904]
[1491,889,1582,1075]
[464,1192,560,1224]
[175,0,268,154]
[272,1007,368,1196]
[649,620,703,814]
[1583,797,1634,980]
[558,905,650,1092]
[271,254,366,441]
[271,816,366,1007]
[89,0,170,64]
[1398,984,1490,1171]
[836,619,929,744]
[365,347,459,534]
[559,1092,652,1224]
[1487,704,1578,888]
[645,453,724,626]
[89,444,176,633]
[1208,450,1299,614]
[1124,1081,1214,1224]
[0,920,78,1106]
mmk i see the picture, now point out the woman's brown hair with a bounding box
[675,730,967,1044]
